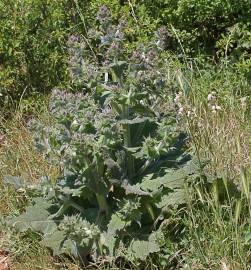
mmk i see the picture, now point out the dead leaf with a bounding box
[0,135,5,144]
[0,257,9,270]
[0,251,10,270]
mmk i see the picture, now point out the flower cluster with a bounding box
[97,5,111,26]
[59,215,100,242]
[174,91,195,118]
[67,34,99,85]
[130,45,166,96]
[67,34,86,83]
[156,26,170,50]
[207,91,221,113]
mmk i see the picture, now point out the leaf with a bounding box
[138,158,201,193]
[121,180,150,196]
[128,232,160,260]
[119,117,153,125]
[107,214,127,235]
[102,214,127,256]
[41,230,74,256]
[4,175,26,189]
[9,198,57,234]
[156,189,186,209]
[123,147,141,153]
[110,61,127,78]
[138,171,183,193]
[101,232,119,257]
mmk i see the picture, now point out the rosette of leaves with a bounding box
[6,6,201,265]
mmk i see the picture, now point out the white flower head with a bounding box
[207,93,213,101]
[207,92,216,101]
[178,107,184,114]
[174,91,183,103]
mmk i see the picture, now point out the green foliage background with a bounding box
[0,0,250,112]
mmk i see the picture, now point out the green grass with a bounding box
[182,179,251,269]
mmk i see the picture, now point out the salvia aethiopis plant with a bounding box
[6,6,201,265]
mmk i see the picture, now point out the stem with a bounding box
[138,159,151,176]
[96,193,109,222]
[122,104,135,179]
[96,239,104,257]
[134,121,146,144]
[49,203,70,219]
[112,58,135,180]
[146,203,155,221]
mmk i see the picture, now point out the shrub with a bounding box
[0,0,148,114]
[1,0,250,116]
[139,0,251,55]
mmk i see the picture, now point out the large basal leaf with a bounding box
[127,232,161,260]
[104,213,129,255]
[41,230,74,256]
[121,180,151,196]
[138,158,201,193]
[102,231,120,257]
[155,189,186,209]
[107,213,128,235]
[137,170,183,193]
[9,198,57,234]
[105,209,139,256]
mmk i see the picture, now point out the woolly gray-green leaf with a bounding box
[9,198,57,234]
[138,158,201,193]
[102,232,119,257]
[107,213,127,235]
[128,232,160,260]
[121,180,151,196]
[4,175,27,189]
[119,117,153,125]
[41,230,74,256]
[156,189,186,209]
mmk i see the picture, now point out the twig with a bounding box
[127,0,138,24]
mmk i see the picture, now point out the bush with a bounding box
[1,0,250,115]
[0,0,145,114]
[139,0,251,55]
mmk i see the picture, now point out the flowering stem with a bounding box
[114,58,135,180]
[122,104,135,180]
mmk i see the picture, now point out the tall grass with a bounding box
[175,62,251,269]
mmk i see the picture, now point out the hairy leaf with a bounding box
[4,175,27,190]
[128,232,160,260]
[9,198,57,234]
[41,230,74,256]
[155,189,186,209]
